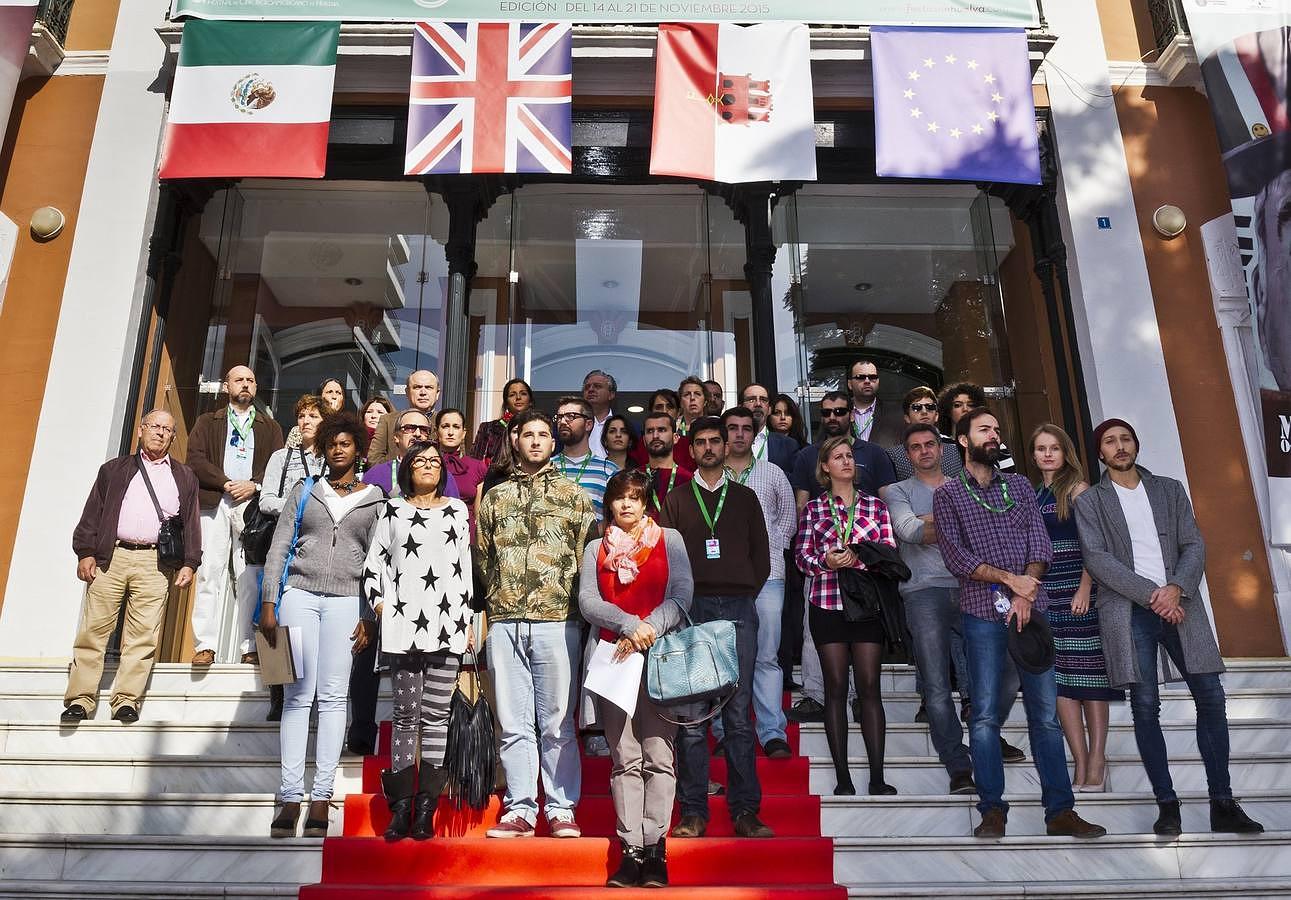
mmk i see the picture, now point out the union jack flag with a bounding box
[405,22,573,175]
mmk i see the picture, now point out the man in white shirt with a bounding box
[582,369,618,460]
[714,407,797,758]
[1075,418,1262,837]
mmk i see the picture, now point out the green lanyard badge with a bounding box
[559,453,592,487]
[829,493,862,547]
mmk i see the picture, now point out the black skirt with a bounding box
[809,602,885,646]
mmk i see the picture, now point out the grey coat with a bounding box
[1073,466,1223,689]
[578,530,694,639]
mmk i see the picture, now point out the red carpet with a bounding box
[301,712,844,898]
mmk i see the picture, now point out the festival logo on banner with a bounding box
[1183,1,1291,543]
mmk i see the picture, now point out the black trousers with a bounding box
[779,549,805,678]
[347,636,381,751]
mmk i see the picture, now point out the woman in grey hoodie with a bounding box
[259,411,385,839]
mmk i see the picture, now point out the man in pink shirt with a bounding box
[64,410,203,723]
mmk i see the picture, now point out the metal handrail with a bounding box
[36,0,73,46]
[1147,0,1190,53]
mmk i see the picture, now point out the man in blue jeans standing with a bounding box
[1075,418,1262,836]
[933,408,1105,839]
[660,416,774,839]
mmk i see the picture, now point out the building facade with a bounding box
[0,0,1285,663]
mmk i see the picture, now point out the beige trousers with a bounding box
[599,687,678,848]
[64,547,170,714]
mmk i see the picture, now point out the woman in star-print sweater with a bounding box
[360,440,475,842]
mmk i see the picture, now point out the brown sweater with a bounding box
[185,406,285,508]
[659,474,770,598]
[73,455,203,571]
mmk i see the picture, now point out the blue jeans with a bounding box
[277,588,358,802]
[1128,603,1231,803]
[905,589,972,776]
[676,594,761,821]
[962,612,1074,821]
[713,579,787,746]
[487,619,582,825]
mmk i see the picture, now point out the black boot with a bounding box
[411,764,449,840]
[1211,798,1264,834]
[607,842,646,888]
[1153,800,1182,837]
[639,838,669,888]
[380,766,417,841]
[266,685,284,722]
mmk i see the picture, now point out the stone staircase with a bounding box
[0,660,1288,897]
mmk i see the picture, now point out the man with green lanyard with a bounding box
[713,407,796,759]
[185,365,284,666]
[642,411,692,521]
[553,396,619,517]
[659,417,773,840]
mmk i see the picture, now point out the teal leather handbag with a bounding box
[646,600,739,725]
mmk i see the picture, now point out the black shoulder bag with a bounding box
[242,448,308,566]
[137,454,186,569]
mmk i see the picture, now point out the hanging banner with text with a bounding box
[1183,0,1291,544]
[170,0,1040,27]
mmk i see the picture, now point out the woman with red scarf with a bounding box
[469,378,532,464]
[579,470,693,889]
[435,408,486,537]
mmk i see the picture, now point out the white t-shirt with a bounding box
[588,411,613,459]
[1113,480,1167,587]
[320,479,376,521]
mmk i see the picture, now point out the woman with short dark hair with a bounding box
[579,469,693,887]
[261,411,383,839]
[470,377,532,463]
[601,413,637,472]
[362,440,474,841]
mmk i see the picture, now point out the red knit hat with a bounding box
[1092,418,1139,454]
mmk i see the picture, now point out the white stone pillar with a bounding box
[0,0,171,659]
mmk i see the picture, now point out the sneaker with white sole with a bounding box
[486,816,536,838]
[548,813,582,838]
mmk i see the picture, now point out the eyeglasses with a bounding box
[399,424,432,435]
[821,407,852,418]
[908,403,937,413]
[411,457,443,468]
[555,412,589,422]
[142,423,175,434]
[850,374,880,382]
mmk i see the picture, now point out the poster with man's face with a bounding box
[1185,1,1291,542]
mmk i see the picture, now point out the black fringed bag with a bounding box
[444,652,496,810]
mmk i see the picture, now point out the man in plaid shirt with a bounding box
[934,408,1105,840]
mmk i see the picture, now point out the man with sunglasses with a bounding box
[846,360,904,448]
[887,386,965,481]
[790,391,897,514]
[348,408,457,755]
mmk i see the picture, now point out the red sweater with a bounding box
[594,541,670,642]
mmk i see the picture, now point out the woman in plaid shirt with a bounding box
[794,435,897,796]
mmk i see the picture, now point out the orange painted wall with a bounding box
[1115,85,1283,656]
[64,0,120,51]
[1096,0,1156,61]
[0,75,107,612]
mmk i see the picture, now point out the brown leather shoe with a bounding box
[670,815,707,838]
[973,808,1007,838]
[191,649,215,667]
[1046,809,1107,839]
[732,812,774,838]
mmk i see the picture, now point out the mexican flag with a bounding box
[649,22,817,184]
[159,20,340,179]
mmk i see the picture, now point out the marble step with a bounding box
[0,754,364,794]
[0,792,343,837]
[832,832,1291,885]
[0,690,393,723]
[0,720,299,756]
[843,876,1291,898]
[807,751,1291,796]
[0,833,321,886]
[821,790,1291,837]
[795,718,1291,758]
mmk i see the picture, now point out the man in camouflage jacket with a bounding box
[476,410,597,838]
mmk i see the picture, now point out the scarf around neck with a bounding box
[600,517,663,585]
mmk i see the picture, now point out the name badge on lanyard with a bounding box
[705,538,721,560]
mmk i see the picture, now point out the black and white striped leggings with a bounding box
[389,651,460,773]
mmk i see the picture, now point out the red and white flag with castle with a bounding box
[650,22,817,184]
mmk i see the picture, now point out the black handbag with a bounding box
[444,653,497,811]
[137,454,185,569]
[242,449,307,566]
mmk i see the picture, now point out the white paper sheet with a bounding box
[584,639,644,717]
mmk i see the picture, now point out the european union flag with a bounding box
[872,27,1041,185]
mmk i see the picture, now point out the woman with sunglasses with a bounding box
[362,441,474,840]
